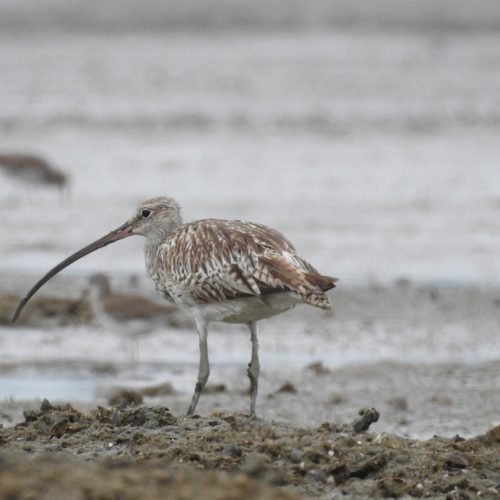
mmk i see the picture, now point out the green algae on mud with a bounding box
[0,401,498,498]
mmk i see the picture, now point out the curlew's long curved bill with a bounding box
[11,220,134,323]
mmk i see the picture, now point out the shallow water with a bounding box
[0,31,499,286]
[0,375,95,401]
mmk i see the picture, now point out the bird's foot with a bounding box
[248,410,258,421]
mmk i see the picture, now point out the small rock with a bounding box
[305,361,330,375]
[351,407,380,432]
[277,382,297,394]
[288,449,302,464]
[223,443,243,457]
[444,453,468,469]
[40,399,53,412]
[23,410,39,423]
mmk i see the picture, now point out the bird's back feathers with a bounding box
[147,219,336,309]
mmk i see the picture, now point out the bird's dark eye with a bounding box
[141,209,151,218]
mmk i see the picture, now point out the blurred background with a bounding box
[0,0,499,437]
[1,0,500,283]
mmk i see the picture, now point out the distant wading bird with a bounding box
[88,273,179,361]
[12,197,337,416]
[0,153,68,196]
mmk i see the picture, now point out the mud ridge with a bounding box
[1,400,498,498]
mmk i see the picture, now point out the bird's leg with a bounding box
[186,317,210,416]
[247,321,260,418]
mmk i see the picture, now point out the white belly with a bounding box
[191,292,300,323]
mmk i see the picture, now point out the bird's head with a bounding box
[128,196,182,237]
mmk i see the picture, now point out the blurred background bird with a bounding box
[87,273,181,362]
[0,153,69,202]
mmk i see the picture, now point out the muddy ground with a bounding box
[1,281,500,498]
[2,279,500,440]
[0,400,499,499]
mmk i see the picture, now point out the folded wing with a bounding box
[160,219,337,309]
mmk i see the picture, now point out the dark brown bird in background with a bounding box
[0,153,68,193]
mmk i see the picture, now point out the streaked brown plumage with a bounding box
[148,219,335,310]
[13,196,337,417]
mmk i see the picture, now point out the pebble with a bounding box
[288,449,302,464]
[277,382,297,394]
[223,444,243,457]
[444,454,468,469]
[305,361,331,375]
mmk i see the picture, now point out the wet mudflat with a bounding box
[1,281,498,498]
[1,281,499,440]
[0,400,498,499]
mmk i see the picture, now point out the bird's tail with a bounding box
[303,273,338,309]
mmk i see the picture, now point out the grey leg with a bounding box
[247,321,260,417]
[187,317,210,416]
